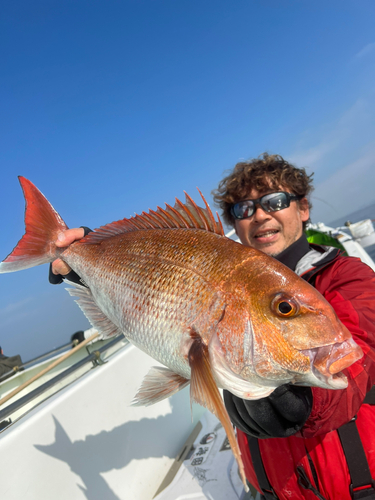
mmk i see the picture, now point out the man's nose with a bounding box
[252,205,271,222]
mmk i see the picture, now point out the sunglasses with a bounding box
[231,191,303,220]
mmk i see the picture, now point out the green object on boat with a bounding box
[305,228,347,255]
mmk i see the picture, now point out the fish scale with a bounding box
[61,230,225,375]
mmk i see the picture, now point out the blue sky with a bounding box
[1,0,375,360]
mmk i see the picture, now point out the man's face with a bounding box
[234,186,310,256]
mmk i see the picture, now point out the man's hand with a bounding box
[223,385,313,439]
[51,228,85,276]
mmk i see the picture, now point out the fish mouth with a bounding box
[300,338,363,387]
[311,369,348,389]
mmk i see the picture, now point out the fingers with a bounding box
[52,258,72,276]
[52,228,85,276]
[55,228,85,247]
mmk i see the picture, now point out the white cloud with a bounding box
[0,297,32,317]
[0,297,35,329]
[289,139,339,170]
[289,99,369,170]
[312,148,375,222]
[287,96,375,223]
[355,42,375,59]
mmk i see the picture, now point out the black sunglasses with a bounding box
[231,191,303,220]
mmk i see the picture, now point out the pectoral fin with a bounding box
[131,366,190,406]
[66,280,122,339]
[188,333,248,492]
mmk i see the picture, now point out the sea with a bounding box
[325,201,375,262]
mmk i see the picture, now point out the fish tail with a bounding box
[0,177,68,273]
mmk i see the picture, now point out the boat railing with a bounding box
[22,340,75,369]
[0,334,127,431]
[0,340,76,384]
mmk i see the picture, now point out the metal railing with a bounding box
[0,334,127,429]
[0,341,76,384]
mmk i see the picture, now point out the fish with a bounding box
[0,177,363,490]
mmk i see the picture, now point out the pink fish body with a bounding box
[0,177,363,490]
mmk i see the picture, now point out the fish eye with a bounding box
[278,301,293,315]
[272,295,298,318]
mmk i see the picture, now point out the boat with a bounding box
[1,220,375,500]
[305,218,375,272]
[0,329,255,499]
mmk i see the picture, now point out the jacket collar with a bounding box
[274,234,311,271]
[294,245,339,277]
[274,233,341,278]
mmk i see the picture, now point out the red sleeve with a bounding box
[300,256,375,438]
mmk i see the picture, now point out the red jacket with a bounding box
[237,253,375,500]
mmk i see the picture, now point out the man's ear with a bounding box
[299,197,310,222]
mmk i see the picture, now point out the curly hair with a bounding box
[212,153,314,229]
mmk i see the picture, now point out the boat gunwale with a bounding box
[0,334,127,429]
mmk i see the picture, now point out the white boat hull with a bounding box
[0,343,205,500]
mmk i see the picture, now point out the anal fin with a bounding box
[188,333,249,492]
[131,366,190,406]
[65,280,122,339]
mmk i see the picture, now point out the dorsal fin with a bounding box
[82,189,224,244]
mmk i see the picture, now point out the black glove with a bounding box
[224,384,313,439]
[49,226,92,285]
[49,267,85,285]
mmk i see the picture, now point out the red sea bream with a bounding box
[0,177,363,489]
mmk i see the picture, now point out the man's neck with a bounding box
[273,234,310,271]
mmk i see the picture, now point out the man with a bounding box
[51,153,375,499]
[211,153,375,500]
